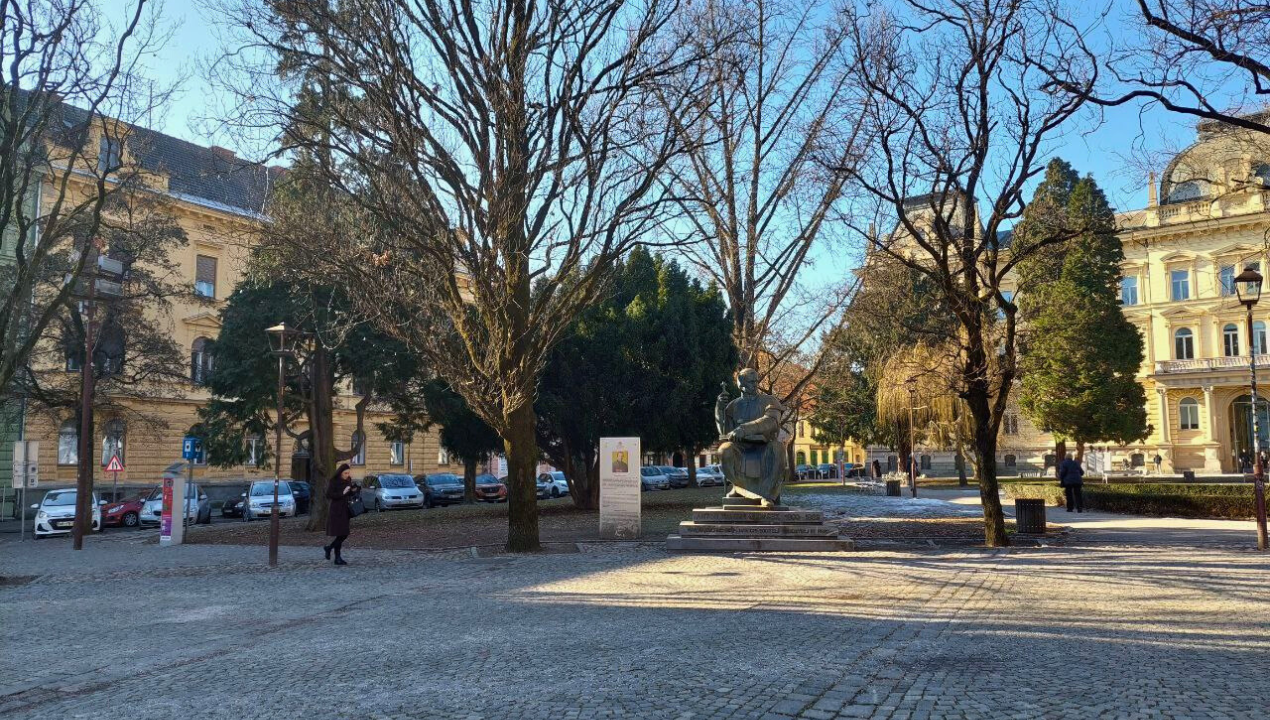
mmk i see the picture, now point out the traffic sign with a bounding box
[105,454,124,473]
[182,436,204,463]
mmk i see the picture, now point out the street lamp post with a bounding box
[265,322,301,567]
[1234,265,1269,551]
[905,377,918,498]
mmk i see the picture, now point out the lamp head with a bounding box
[1235,265,1264,308]
[265,322,300,357]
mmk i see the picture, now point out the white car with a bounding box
[32,489,102,539]
[363,474,425,511]
[244,480,297,520]
[639,467,670,491]
[695,466,725,487]
[536,471,570,499]
[139,483,212,526]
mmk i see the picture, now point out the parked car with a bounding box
[139,483,212,526]
[662,466,690,489]
[243,480,297,520]
[639,466,670,491]
[817,463,838,479]
[695,466,725,487]
[844,465,868,479]
[288,480,312,514]
[32,489,103,538]
[536,471,570,499]
[362,474,425,511]
[418,473,465,507]
[221,494,244,518]
[474,474,508,503]
[101,489,154,528]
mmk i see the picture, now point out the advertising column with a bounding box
[599,437,641,540]
[159,471,186,546]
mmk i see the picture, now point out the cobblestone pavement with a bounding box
[3,527,1269,720]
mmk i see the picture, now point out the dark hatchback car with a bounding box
[222,494,244,518]
[288,481,312,514]
[417,473,465,507]
[662,466,690,489]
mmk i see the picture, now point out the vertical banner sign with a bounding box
[159,476,174,544]
[599,437,641,540]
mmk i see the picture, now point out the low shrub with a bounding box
[1001,481,1255,519]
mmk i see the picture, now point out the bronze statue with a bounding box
[715,368,787,506]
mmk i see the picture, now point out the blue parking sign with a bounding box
[182,436,204,463]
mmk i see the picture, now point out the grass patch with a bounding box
[1002,482,1256,520]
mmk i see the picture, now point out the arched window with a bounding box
[1174,328,1194,360]
[1223,324,1240,357]
[1003,454,1016,468]
[1254,321,1267,355]
[191,337,213,385]
[1179,397,1200,430]
[810,450,818,465]
[919,455,931,470]
[795,451,806,465]
[101,419,125,466]
[351,430,366,466]
[58,420,78,465]
[1167,180,1205,203]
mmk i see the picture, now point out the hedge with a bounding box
[1001,481,1256,520]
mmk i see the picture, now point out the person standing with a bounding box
[1057,455,1084,513]
[871,459,882,480]
[1153,453,1162,475]
[324,463,359,565]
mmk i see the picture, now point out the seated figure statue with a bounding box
[715,368,787,506]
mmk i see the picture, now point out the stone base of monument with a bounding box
[666,497,854,552]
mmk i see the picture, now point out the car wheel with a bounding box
[375,499,383,513]
[551,487,560,498]
[122,512,139,528]
[426,496,434,509]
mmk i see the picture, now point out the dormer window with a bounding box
[98,136,122,174]
[1167,180,1205,203]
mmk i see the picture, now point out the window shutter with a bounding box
[196,255,217,287]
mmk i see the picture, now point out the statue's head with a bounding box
[736,368,760,396]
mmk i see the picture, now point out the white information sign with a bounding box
[599,437,641,540]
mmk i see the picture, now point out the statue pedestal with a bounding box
[666,498,854,552]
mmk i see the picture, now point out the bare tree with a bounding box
[0,0,166,393]
[834,0,1095,546]
[209,0,709,550]
[661,0,862,424]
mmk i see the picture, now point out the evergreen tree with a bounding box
[420,380,503,504]
[1016,165,1149,457]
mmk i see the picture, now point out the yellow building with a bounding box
[791,418,867,469]
[20,104,451,488]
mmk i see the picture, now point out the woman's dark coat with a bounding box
[326,477,353,537]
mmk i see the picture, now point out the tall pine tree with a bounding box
[1016,161,1149,459]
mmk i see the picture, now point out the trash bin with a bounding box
[885,480,902,497]
[1181,470,1196,482]
[1014,498,1047,534]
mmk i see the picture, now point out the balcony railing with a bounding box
[1155,354,1270,374]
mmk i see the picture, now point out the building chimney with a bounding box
[1148,171,1158,207]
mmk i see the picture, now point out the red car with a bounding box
[101,490,153,529]
[474,474,508,503]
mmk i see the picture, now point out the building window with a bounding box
[191,337,213,385]
[98,135,121,174]
[65,345,81,372]
[246,435,261,466]
[1168,180,1204,203]
[1003,454,1016,468]
[352,376,369,397]
[1120,277,1138,306]
[920,455,931,470]
[58,420,78,465]
[437,448,450,466]
[351,431,366,466]
[195,255,218,298]
[1170,270,1190,301]
[1255,321,1267,355]
[1223,324,1241,357]
[1220,265,1236,296]
[101,418,125,466]
[1004,415,1019,435]
[1179,397,1200,431]
[797,421,805,439]
[811,450,818,465]
[1174,328,1194,360]
[390,440,404,466]
[796,451,806,465]
[1130,452,1145,467]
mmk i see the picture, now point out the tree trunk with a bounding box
[966,386,1009,547]
[785,439,797,482]
[1054,439,1067,478]
[954,400,968,486]
[504,401,541,552]
[685,447,698,488]
[1075,440,1085,464]
[305,347,338,533]
[463,457,477,503]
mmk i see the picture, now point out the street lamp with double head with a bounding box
[265,322,302,566]
[1234,265,1268,551]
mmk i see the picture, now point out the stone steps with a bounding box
[667,503,853,553]
[679,521,839,537]
[692,508,824,524]
[665,535,856,552]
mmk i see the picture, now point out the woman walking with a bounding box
[324,464,359,565]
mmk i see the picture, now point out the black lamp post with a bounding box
[1234,265,1268,551]
[905,377,918,498]
[265,322,301,566]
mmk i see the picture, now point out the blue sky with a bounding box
[114,0,1199,216]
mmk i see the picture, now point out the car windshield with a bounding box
[379,475,415,488]
[43,491,77,506]
[429,475,461,486]
[475,475,497,484]
[250,482,291,497]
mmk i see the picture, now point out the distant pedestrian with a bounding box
[1057,456,1084,513]
[1153,453,1162,474]
[323,464,359,565]
[871,459,882,480]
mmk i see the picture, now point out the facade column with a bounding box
[1157,387,1171,443]
[1201,385,1224,474]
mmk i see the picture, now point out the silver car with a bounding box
[363,473,425,511]
[695,466,725,487]
[243,480,296,520]
[639,467,670,491]
[139,483,212,526]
